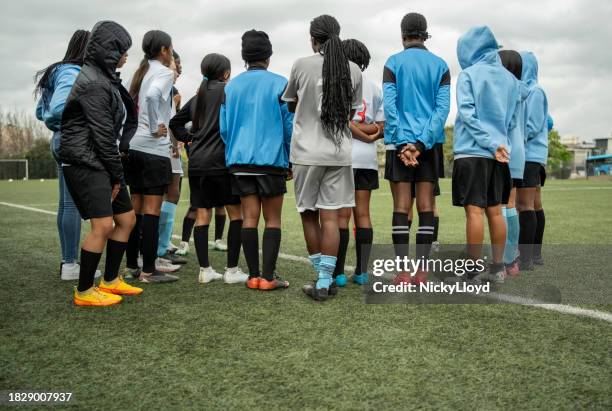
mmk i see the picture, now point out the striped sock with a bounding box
[392,212,410,260]
[416,211,435,260]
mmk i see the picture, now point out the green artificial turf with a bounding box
[1,178,611,410]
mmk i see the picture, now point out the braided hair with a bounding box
[34,29,90,97]
[341,39,370,72]
[310,15,353,145]
[191,53,231,131]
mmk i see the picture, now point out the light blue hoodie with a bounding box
[453,26,519,159]
[35,64,81,132]
[520,52,549,165]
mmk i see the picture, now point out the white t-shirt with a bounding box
[351,77,385,170]
[127,60,174,158]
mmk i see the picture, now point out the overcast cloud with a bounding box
[1,0,611,140]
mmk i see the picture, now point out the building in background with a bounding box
[561,136,596,178]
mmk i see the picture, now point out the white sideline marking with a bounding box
[1,200,611,324]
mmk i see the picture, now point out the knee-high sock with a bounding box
[193,225,210,268]
[518,210,536,266]
[227,219,242,268]
[392,212,410,261]
[181,214,196,242]
[317,255,336,289]
[215,213,226,241]
[157,201,177,257]
[242,227,259,277]
[534,209,545,259]
[433,216,440,242]
[333,228,349,278]
[503,207,520,265]
[262,228,281,280]
[104,239,128,282]
[415,211,435,261]
[141,214,160,273]
[126,214,142,269]
[355,227,373,275]
[78,249,102,292]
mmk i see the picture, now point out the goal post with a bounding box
[0,159,29,180]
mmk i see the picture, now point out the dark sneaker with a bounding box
[302,282,330,301]
[139,270,179,284]
[159,252,187,265]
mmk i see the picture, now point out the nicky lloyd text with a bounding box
[372,281,491,295]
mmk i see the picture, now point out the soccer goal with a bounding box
[0,159,29,180]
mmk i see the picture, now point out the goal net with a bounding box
[0,159,28,180]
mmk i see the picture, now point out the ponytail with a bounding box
[128,59,150,100]
[128,30,172,100]
[191,53,231,131]
[310,15,353,146]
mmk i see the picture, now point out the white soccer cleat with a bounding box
[175,241,190,256]
[212,239,228,251]
[155,258,181,273]
[223,267,249,284]
[487,270,506,284]
[198,266,223,283]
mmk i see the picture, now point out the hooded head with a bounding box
[519,51,539,87]
[498,50,522,80]
[457,25,499,69]
[84,21,132,78]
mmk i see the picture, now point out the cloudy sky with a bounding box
[2,0,611,140]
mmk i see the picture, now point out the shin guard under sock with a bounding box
[104,239,128,282]
[333,228,349,278]
[126,214,142,269]
[214,213,226,241]
[141,214,160,273]
[355,227,373,274]
[227,219,242,268]
[157,201,177,257]
[518,210,537,266]
[78,249,102,291]
[241,227,259,277]
[193,225,210,268]
[503,207,520,265]
[317,255,336,289]
[392,212,410,261]
[262,228,281,280]
[534,209,545,259]
[415,211,435,260]
[182,215,196,242]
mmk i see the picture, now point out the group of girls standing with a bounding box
[35,12,550,307]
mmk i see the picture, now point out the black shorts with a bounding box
[516,162,546,188]
[125,149,172,195]
[434,143,445,178]
[353,168,379,191]
[512,178,522,188]
[63,165,133,220]
[452,157,511,208]
[384,148,439,183]
[190,174,241,209]
[231,174,287,197]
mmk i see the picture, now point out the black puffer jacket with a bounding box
[60,20,136,183]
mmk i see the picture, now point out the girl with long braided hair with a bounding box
[282,14,363,301]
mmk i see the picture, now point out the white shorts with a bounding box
[292,165,355,212]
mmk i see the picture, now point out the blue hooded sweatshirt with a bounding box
[453,26,520,159]
[35,64,81,132]
[220,68,293,172]
[520,52,549,165]
[382,44,450,151]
